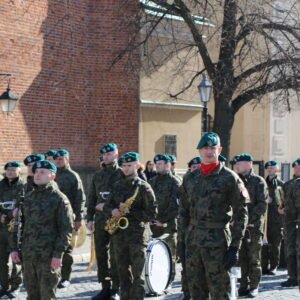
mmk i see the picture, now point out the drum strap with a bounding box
[189,220,229,229]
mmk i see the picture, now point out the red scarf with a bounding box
[200,162,220,175]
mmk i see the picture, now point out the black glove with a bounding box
[223,246,238,271]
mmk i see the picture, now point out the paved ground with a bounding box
[4,234,300,299]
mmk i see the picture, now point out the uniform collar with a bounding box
[103,161,118,171]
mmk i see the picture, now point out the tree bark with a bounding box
[212,97,235,161]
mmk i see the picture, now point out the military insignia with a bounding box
[193,159,197,164]
[28,157,32,162]
[36,162,41,168]
[207,140,213,146]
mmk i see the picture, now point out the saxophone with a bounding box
[105,183,140,235]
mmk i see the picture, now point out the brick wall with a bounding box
[0,0,139,168]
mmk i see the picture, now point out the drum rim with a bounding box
[144,239,173,293]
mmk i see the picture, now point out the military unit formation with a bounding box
[0,132,300,300]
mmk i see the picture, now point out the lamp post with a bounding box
[198,73,212,133]
[0,74,18,114]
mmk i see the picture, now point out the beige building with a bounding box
[139,0,300,177]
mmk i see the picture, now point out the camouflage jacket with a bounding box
[11,181,73,260]
[239,170,268,235]
[282,175,300,202]
[56,165,86,222]
[106,174,156,232]
[181,164,248,249]
[265,175,284,225]
[0,177,25,231]
[149,171,180,233]
[86,162,123,224]
[285,177,300,252]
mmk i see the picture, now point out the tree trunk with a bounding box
[212,98,235,162]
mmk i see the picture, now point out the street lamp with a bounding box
[0,74,18,114]
[198,73,212,133]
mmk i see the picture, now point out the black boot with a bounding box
[0,289,8,298]
[92,282,111,300]
[281,278,298,287]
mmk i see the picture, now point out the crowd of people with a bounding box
[0,132,299,300]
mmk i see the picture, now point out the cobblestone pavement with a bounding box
[9,263,300,299]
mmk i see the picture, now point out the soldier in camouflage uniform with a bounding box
[23,154,45,194]
[235,153,268,298]
[281,158,300,287]
[261,160,284,275]
[106,152,156,300]
[149,154,181,283]
[182,133,248,300]
[87,143,123,300]
[178,156,201,300]
[10,160,73,300]
[0,161,25,298]
[44,150,57,163]
[285,160,300,290]
[53,149,86,288]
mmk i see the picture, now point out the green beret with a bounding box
[44,150,57,158]
[235,153,253,162]
[154,154,172,163]
[197,132,220,149]
[218,155,227,162]
[292,158,300,167]
[188,156,202,167]
[232,155,240,164]
[53,149,69,159]
[120,152,140,163]
[264,160,278,169]
[168,155,177,163]
[4,161,21,170]
[117,157,123,166]
[24,154,45,166]
[32,160,57,174]
[100,143,117,154]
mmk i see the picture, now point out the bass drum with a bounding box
[144,239,172,295]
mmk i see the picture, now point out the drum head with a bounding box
[144,240,172,294]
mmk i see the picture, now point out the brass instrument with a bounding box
[274,185,285,208]
[0,200,16,231]
[263,202,268,245]
[85,234,97,271]
[71,221,87,248]
[0,201,15,210]
[105,183,140,235]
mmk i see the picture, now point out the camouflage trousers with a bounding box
[61,244,73,281]
[178,238,189,296]
[0,228,22,291]
[283,227,298,280]
[112,229,146,300]
[185,231,230,299]
[261,223,283,271]
[239,233,263,290]
[23,258,60,300]
[94,222,119,290]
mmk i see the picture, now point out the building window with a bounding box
[164,135,177,156]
